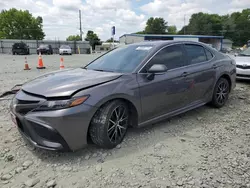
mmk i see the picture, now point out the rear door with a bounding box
[183,43,216,104]
[137,44,191,122]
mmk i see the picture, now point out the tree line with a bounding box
[0,8,45,40]
[136,9,250,46]
[179,9,250,46]
[66,31,101,50]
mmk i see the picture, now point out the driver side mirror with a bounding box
[148,64,167,74]
[147,64,167,80]
[234,53,238,57]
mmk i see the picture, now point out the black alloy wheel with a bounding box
[89,100,129,148]
[211,78,230,108]
[107,105,128,143]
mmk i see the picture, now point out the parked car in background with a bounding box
[235,47,250,80]
[12,42,30,55]
[10,41,236,151]
[59,45,72,55]
[221,47,232,54]
[37,44,53,55]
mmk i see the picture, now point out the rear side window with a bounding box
[185,44,207,64]
[144,44,186,71]
[205,48,213,60]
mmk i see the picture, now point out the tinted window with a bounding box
[39,45,48,48]
[239,47,250,56]
[144,45,186,71]
[86,45,153,73]
[13,43,27,48]
[185,44,206,64]
[205,48,213,60]
[60,45,71,49]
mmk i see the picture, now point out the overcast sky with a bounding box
[1,0,250,41]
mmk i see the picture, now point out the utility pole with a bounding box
[184,14,186,35]
[79,10,82,41]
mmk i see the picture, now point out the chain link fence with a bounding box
[0,39,91,54]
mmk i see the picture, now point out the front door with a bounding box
[137,44,190,122]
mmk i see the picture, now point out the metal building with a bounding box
[222,39,233,50]
[119,34,224,51]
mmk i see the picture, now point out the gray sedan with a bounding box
[10,41,236,151]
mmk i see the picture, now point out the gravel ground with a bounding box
[0,54,250,188]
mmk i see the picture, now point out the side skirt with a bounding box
[138,101,207,128]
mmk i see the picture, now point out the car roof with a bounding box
[128,40,217,52]
[130,40,207,46]
[129,40,174,46]
[13,42,27,47]
[14,42,26,45]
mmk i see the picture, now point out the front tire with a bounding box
[89,100,129,149]
[211,78,230,108]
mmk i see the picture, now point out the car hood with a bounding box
[235,56,250,65]
[22,68,122,98]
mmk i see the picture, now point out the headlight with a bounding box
[35,96,89,111]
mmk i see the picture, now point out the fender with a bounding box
[93,93,142,122]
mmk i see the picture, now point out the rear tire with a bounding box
[211,78,230,108]
[89,100,129,149]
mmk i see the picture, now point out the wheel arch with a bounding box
[218,73,232,92]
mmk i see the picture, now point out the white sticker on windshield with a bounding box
[136,46,152,51]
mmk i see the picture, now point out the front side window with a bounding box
[86,45,154,73]
[143,44,186,72]
[61,45,71,49]
[40,45,48,48]
[185,44,207,64]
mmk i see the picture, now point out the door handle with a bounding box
[181,72,188,77]
[212,65,218,69]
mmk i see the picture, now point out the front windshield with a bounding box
[61,45,70,49]
[40,45,48,48]
[239,47,250,56]
[85,45,154,73]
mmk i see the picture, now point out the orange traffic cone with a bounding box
[60,57,65,70]
[37,52,46,69]
[24,57,31,70]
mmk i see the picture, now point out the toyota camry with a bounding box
[10,41,236,151]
